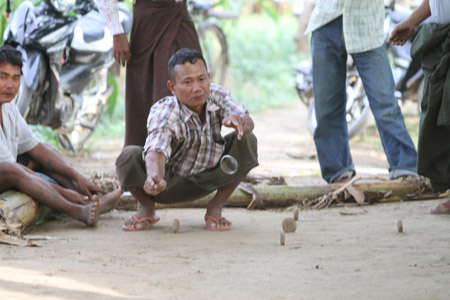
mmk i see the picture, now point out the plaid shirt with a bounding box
[143,83,248,176]
[305,0,385,53]
[95,0,124,36]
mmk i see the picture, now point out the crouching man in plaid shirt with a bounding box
[116,48,258,231]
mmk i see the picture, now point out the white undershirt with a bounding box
[429,0,450,25]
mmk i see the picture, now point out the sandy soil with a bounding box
[2,104,449,300]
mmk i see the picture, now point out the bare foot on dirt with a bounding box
[81,199,100,227]
[98,189,122,214]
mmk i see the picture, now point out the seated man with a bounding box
[116,48,258,231]
[0,45,121,227]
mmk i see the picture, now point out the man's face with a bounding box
[0,63,21,104]
[167,60,210,115]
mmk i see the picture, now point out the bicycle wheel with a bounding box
[197,21,228,85]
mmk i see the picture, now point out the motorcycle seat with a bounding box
[76,11,105,43]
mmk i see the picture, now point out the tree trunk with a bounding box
[117,179,433,211]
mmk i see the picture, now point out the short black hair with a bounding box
[0,45,23,69]
[168,48,207,82]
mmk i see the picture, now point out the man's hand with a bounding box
[143,174,167,196]
[74,174,106,198]
[223,114,252,140]
[113,34,131,66]
[387,21,416,46]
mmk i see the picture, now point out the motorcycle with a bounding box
[3,0,132,152]
[295,1,424,139]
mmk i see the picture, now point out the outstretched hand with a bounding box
[113,34,131,66]
[75,175,106,198]
[144,174,167,196]
[223,114,248,140]
[388,21,416,46]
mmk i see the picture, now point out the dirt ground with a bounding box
[1,104,449,300]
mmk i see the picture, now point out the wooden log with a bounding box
[116,179,433,211]
[0,190,52,235]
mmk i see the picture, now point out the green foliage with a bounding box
[105,75,119,117]
[29,125,60,147]
[225,14,302,113]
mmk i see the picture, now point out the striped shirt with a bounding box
[143,83,248,176]
[305,0,385,53]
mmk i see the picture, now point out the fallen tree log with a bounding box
[117,178,435,211]
[0,190,52,236]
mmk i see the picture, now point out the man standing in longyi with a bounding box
[96,0,202,146]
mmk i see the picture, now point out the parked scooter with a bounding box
[3,0,132,151]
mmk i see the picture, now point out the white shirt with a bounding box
[0,103,40,163]
[305,0,386,53]
[430,0,450,25]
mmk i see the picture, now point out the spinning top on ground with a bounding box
[397,220,403,233]
[280,230,285,246]
[293,207,300,221]
[282,217,297,233]
[173,219,180,233]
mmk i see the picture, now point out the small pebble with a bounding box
[282,217,297,233]
[280,230,285,246]
[173,219,180,233]
[293,207,300,221]
[397,220,403,233]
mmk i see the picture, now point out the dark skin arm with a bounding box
[387,0,431,46]
[27,143,106,197]
[222,113,255,140]
[113,34,131,66]
[143,151,167,196]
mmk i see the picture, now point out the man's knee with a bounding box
[115,146,146,190]
[241,132,258,153]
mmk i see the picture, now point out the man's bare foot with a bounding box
[98,189,122,214]
[82,199,100,227]
[430,200,450,215]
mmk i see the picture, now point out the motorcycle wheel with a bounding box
[57,71,112,151]
[307,79,371,139]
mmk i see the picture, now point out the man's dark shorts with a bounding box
[115,132,258,204]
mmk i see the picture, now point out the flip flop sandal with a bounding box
[204,215,231,231]
[122,214,160,231]
[430,202,450,215]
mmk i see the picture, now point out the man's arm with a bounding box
[143,151,167,196]
[222,113,255,140]
[27,143,105,197]
[388,0,431,46]
[95,0,131,66]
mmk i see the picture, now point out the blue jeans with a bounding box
[311,16,417,183]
